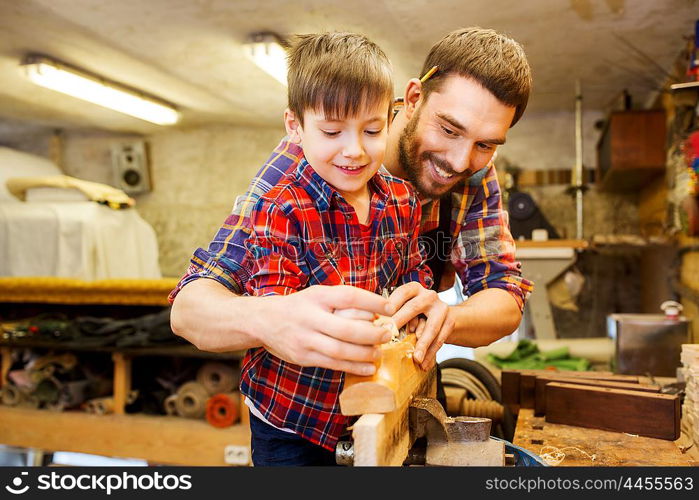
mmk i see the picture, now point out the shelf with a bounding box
[0,277,179,306]
[0,407,250,466]
[515,239,589,249]
[0,339,243,360]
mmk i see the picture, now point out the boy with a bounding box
[241,32,433,466]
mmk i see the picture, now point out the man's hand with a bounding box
[251,285,393,376]
[386,282,454,371]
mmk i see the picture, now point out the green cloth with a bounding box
[487,339,591,371]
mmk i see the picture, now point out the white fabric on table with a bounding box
[0,201,161,279]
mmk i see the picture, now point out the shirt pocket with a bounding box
[307,239,345,285]
[374,236,410,288]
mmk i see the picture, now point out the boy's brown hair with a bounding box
[287,32,394,124]
[420,27,532,127]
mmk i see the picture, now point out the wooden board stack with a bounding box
[501,368,680,441]
[680,344,699,448]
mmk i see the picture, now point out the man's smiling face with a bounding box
[398,75,516,199]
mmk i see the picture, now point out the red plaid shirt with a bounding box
[239,158,432,450]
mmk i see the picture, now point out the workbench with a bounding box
[513,409,697,466]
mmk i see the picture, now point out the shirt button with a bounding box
[344,213,352,220]
[357,264,364,270]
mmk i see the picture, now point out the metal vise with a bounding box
[336,397,506,466]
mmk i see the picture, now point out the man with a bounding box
[170,27,533,377]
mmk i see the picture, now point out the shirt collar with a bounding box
[295,157,391,211]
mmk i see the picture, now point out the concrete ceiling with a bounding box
[0,0,696,134]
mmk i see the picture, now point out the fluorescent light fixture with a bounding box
[243,32,288,86]
[21,55,179,125]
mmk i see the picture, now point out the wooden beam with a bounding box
[340,334,427,416]
[351,369,436,466]
[534,376,660,415]
[444,386,466,416]
[112,353,132,415]
[0,347,11,389]
[512,370,640,410]
[0,277,179,306]
[501,370,521,416]
[545,382,680,440]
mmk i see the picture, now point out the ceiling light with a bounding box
[21,55,179,125]
[243,32,288,86]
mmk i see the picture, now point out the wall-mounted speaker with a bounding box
[111,141,151,195]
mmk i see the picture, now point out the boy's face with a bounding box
[286,99,390,201]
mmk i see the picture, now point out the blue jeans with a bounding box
[249,413,339,466]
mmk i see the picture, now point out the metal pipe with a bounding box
[574,80,584,240]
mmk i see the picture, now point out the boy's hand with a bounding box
[385,282,454,371]
[254,285,394,376]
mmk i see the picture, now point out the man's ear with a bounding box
[284,109,303,144]
[403,78,423,120]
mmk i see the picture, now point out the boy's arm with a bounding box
[170,194,393,376]
[245,197,309,297]
[244,198,395,369]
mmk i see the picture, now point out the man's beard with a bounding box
[397,111,463,199]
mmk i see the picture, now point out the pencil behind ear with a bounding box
[284,108,303,144]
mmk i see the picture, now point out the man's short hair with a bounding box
[420,27,532,127]
[287,32,394,124]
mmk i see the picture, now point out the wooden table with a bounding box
[513,409,696,466]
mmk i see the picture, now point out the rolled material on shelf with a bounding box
[33,378,61,405]
[0,384,23,406]
[85,396,115,415]
[164,394,178,416]
[205,392,240,428]
[196,362,239,395]
[175,381,208,419]
[127,390,138,405]
[58,379,91,409]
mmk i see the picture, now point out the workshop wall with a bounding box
[498,110,604,171]
[139,125,284,277]
[524,184,640,239]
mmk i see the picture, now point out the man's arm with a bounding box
[171,279,393,376]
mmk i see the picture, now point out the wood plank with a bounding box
[112,353,132,415]
[545,382,680,440]
[352,369,436,466]
[0,347,11,389]
[340,334,426,415]
[513,409,691,466]
[444,386,466,416]
[515,239,589,249]
[517,370,639,409]
[0,407,250,465]
[534,376,660,415]
[0,277,179,306]
[239,392,249,428]
[501,370,520,416]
